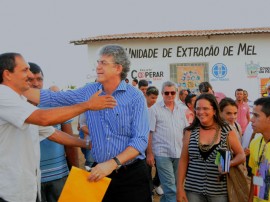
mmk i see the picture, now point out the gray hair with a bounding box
[161,81,177,93]
[99,44,130,80]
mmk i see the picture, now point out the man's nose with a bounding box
[27,70,34,78]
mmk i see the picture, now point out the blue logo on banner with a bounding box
[212,63,227,78]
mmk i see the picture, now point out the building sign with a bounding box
[260,78,270,97]
[245,61,259,78]
[131,68,164,81]
[170,63,208,94]
[126,43,257,59]
[211,63,229,81]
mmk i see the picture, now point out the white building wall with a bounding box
[86,34,270,101]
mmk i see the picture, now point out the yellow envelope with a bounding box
[58,166,111,202]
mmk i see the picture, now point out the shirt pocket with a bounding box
[115,112,131,137]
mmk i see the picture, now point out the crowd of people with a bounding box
[0,44,269,202]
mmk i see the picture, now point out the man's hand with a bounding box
[244,148,250,156]
[176,187,188,202]
[146,152,155,167]
[88,90,117,110]
[87,159,116,182]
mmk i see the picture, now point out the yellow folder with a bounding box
[58,166,111,202]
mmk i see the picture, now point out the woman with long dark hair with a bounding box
[177,94,245,202]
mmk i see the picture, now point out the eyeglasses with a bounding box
[96,60,118,66]
[163,91,176,96]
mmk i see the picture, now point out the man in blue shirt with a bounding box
[29,63,78,202]
[25,45,151,202]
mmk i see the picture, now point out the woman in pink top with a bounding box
[235,88,250,134]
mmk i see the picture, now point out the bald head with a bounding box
[49,85,60,92]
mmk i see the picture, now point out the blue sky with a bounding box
[1,0,270,88]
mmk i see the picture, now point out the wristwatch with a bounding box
[113,157,122,171]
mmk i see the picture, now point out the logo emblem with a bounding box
[245,61,259,78]
[212,63,227,78]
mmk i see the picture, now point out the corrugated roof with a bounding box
[70,27,270,45]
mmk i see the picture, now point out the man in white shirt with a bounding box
[178,89,188,109]
[148,81,188,202]
[0,52,116,202]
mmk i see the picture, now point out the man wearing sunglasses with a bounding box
[148,81,189,202]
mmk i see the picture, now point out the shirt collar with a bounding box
[159,100,178,108]
[97,80,127,94]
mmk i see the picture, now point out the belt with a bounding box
[123,159,141,168]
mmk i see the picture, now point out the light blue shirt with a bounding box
[149,100,189,158]
[37,105,72,182]
[40,80,149,163]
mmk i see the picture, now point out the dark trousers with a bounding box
[100,159,151,202]
[41,176,67,202]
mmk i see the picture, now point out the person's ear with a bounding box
[116,64,123,74]
[266,115,270,124]
[2,69,12,81]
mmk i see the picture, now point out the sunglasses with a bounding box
[164,91,176,96]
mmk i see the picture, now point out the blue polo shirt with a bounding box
[39,106,72,182]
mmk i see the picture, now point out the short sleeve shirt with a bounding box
[249,135,270,202]
[0,85,54,202]
[149,101,188,158]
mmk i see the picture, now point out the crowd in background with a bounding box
[126,73,270,202]
[0,45,269,202]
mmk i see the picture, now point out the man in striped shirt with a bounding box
[24,45,151,202]
[148,81,189,202]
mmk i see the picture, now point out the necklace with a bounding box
[257,137,270,167]
[198,125,220,152]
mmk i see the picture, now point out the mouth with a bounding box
[197,116,206,120]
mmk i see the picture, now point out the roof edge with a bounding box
[70,27,270,45]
